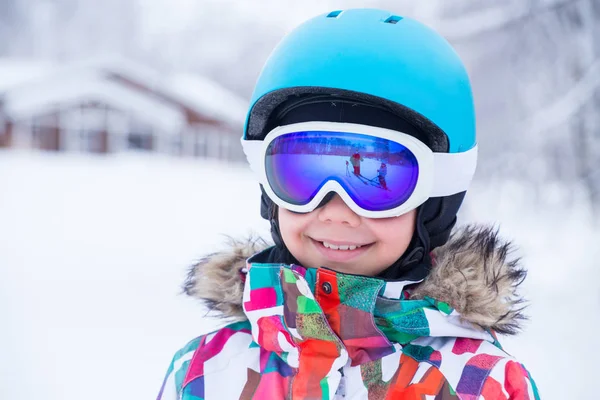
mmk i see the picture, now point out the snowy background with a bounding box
[1,1,599,399]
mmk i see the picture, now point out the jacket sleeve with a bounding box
[156,336,204,400]
[505,361,540,400]
[482,360,540,399]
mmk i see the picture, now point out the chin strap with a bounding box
[261,186,298,263]
[375,205,431,281]
[377,192,465,280]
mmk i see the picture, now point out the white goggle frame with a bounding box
[241,121,477,218]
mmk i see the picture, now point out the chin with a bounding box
[320,262,359,275]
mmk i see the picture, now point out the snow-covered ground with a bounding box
[0,151,597,399]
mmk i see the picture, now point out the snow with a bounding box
[0,151,268,400]
[0,151,597,399]
[163,73,249,126]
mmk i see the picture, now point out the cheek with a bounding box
[278,209,308,248]
[373,212,416,248]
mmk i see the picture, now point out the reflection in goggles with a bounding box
[265,131,419,211]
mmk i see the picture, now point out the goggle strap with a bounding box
[241,139,265,181]
[431,145,478,197]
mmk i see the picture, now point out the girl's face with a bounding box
[278,194,416,276]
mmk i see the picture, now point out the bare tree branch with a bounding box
[438,0,585,41]
[524,58,600,135]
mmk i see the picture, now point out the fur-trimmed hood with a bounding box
[183,225,528,335]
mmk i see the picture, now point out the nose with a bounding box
[316,194,361,227]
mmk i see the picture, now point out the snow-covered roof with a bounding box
[67,55,164,90]
[67,56,249,126]
[0,55,162,94]
[4,74,186,133]
[0,56,248,129]
[0,58,55,92]
[163,73,248,127]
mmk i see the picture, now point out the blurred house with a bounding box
[0,57,248,161]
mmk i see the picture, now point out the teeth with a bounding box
[323,241,339,250]
[322,241,362,251]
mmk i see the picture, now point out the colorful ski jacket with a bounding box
[157,226,540,399]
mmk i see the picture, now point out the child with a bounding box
[157,9,539,400]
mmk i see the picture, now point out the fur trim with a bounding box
[411,226,528,335]
[183,225,528,334]
[183,236,269,320]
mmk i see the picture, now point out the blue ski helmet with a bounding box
[244,8,476,153]
[245,9,477,279]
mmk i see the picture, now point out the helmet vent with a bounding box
[326,10,343,18]
[384,15,403,24]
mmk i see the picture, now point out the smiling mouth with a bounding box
[322,241,361,251]
[310,237,374,251]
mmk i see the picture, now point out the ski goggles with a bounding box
[241,122,477,218]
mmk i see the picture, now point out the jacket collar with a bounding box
[241,260,497,366]
[183,225,528,347]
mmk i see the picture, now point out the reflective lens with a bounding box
[265,130,419,212]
